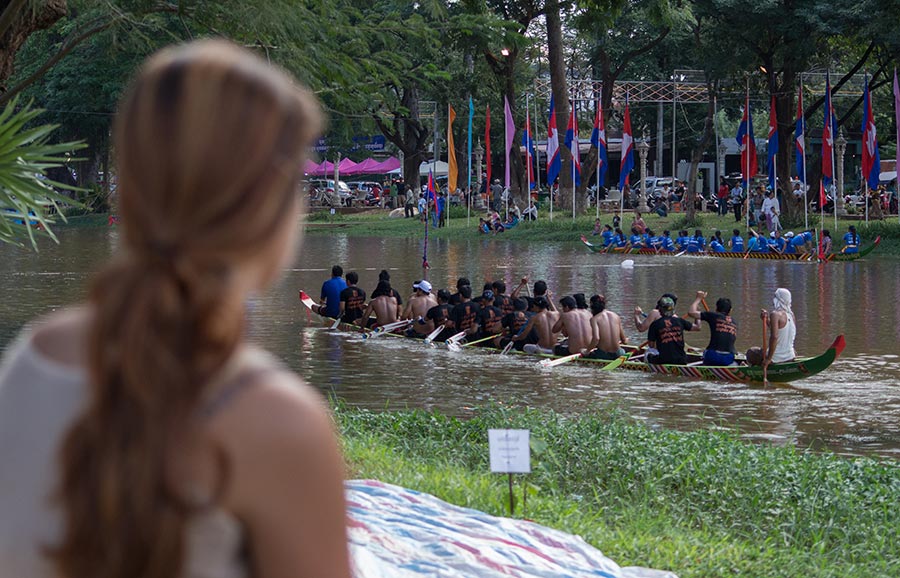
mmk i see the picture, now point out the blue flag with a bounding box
[795,87,805,184]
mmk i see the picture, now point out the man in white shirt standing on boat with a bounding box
[760,287,796,368]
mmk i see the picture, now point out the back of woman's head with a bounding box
[54,40,322,578]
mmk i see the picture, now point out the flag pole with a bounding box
[526,94,532,215]
[745,79,751,231]
[864,71,869,226]
[801,79,808,230]
[596,95,600,221]
[572,99,576,221]
[534,94,541,193]
[467,98,473,227]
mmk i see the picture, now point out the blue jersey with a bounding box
[687,235,705,253]
[661,236,675,251]
[790,231,813,248]
[842,232,860,253]
[730,235,744,252]
[629,234,644,247]
[749,237,768,252]
[601,229,615,246]
[773,237,787,253]
[710,239,726,253]
[321,276,348,318]
[615,234,628,247]
[648,235,661,250]
[675,235,688,250]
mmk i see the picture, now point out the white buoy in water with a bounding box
[621,259,634,268]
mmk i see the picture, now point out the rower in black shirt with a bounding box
[492,280,515,315]
[448,285,480,338]
[500,298,536,351]
[338,271,367,324]
[687,290,738,366]
[448,277,470,306]
[646,296,700,365]
[425,289,454,341]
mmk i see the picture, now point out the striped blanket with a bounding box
[347,480,677,578]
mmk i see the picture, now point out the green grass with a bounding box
[337,404,900,578]
[304,206,900,254]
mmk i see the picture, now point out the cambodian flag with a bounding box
[767,95,778,190]
[795,86,806,184]
[590,99,608,186]
[546,96,561,185]
[522,115,536,188]
[821,72,837,187]
[619,99,634,191]
[861,75,881,190]
[736,94,757,188]
[564,102,581,185]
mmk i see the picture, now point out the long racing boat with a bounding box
[581,235,881,262]
[300,290,845,385]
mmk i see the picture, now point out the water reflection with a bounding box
[1,226,899,458]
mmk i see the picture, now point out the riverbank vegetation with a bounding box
[337,403,900,578]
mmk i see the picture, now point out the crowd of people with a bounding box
[312,266,798,369]
[590,211,864,255]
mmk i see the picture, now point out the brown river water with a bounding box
[2,225,899,458]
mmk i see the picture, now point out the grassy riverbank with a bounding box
[337,404,900,578]
[305,206,900,255]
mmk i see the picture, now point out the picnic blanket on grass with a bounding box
[347,480,678,578]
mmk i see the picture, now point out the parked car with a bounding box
[307,178,354,206]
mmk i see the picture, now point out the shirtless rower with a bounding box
[551,296,593,356]
[586,294,627,360]
[634,293,679,332]
[403,279,438,337]
[357,280,399,328]
[512,277,558,312]
[515,296,557,355]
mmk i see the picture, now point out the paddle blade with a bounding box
[539,352,581,368]
[423,324,445,345]
[330,317,341,330]
[500,341,515,355]
[600,354,629,371]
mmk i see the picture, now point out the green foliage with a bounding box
[0,98,84,249]
[337,404,900,578]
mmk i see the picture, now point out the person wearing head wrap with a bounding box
[761,287,796,365]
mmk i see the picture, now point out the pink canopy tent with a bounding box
[304,159,320,174]
[306,156,401,177]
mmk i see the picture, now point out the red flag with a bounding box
[819,181,826,210]
[485,105,491,192]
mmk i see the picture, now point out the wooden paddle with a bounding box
[329,317,342,330]
[500,340,516,355]
[600,353,630,371]
[461,333,502,347]
[539,351,581,368]
[361,319,413,339]
[423,324,445,345]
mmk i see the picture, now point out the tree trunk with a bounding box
[546,0,575,215]
[686,81,717,224]
[0,0,67,87]
[373,86,429,188]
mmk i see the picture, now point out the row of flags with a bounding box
[447,73,892,202]
[738,73,882,199]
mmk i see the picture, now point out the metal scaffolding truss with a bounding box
[533,73,709,105]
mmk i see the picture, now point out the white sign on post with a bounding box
[488,429,531,473]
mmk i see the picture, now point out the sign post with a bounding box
[488,429,531,516]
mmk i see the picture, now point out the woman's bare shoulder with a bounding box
[28,307,91,368]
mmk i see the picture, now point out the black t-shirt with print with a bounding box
[339,286,367,323]
[700,311,737,353]
[647,315,694,365]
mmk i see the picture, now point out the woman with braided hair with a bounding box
[0,41,350,578]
